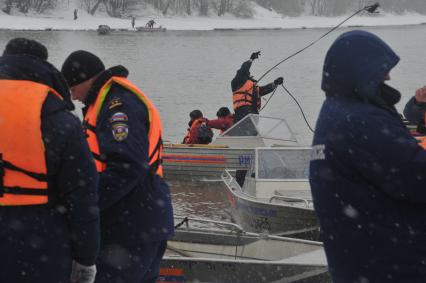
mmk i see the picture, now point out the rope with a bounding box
[174,217,189,229]
[259,85,278,111]
[280,84,315,133]
[257,3,380,84]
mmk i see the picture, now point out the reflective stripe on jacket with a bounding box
[232,80,260,111]
[0,80,62,205]
[416,136,426,149]
[84,76,164,176]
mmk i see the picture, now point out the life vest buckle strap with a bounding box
[149,158,162,176]
[83,121,96,133]
[2,186,48,196]
[0,159,48,182]
[92,151,106,163]
[148,137,163,161]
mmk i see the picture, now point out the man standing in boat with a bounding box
[310,30,426,282]
[232,51,283,123]
[61,50,174,283]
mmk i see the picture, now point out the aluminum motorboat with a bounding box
[163,114,308,181]
[158,216,329,283]
[222,147,319,238]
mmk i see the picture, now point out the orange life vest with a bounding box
[183,118,205,144]
[419,113,426,149]
[84,76,164,176]
[0,80,62,206]
[232,80,260,111]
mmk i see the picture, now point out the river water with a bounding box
[1,25,425,220]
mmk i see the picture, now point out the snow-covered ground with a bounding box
[1,4,426,31]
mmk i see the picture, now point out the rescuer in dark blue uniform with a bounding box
[310,30,426,283]
[61,50,174,283]
[0,38,100,283]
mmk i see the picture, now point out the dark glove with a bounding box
[70,261,97,283]
[250,51,261,60]
[274,77,283,85]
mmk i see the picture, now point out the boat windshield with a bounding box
[255,148,310,179]
[222,114,296,142]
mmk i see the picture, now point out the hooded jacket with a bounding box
[403,96,426,129]
[310,30,426,282]
[0,54,100,282]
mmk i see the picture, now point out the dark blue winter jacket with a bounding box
[82,66,174,243]
[0,55,100,282]
[310,30,426,283]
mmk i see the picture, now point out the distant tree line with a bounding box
[268,0,426,16]
[82,0,254,18]
[1,0,55,13]
[2,0,426,17]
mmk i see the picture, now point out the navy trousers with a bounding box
[0,206,72,283]
[96,239,167,283]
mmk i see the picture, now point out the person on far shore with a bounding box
[74,9,78,20]
[146,19,155,28]
[131,16,135,29]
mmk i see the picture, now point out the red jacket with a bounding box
[206,114,234,133]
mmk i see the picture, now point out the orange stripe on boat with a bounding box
[163,154,226,164]
[159,267,184,276]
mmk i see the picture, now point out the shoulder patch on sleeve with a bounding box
[109,112,129,123]
[111,123,129,142]
[108,97,123,110]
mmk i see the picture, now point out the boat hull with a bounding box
[159,223,329,283]
[224,180,319,237]
[163,145,254,180]
[160,258,329,283]
[136,27,166,32]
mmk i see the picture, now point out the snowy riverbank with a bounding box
[2,5,426,31]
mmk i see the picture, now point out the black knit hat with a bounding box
[3,38,48,60]
[216,107,230,118]
[190,109,203,120]
[61,50,105,87]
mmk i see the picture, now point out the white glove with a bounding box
[70,260,97,283]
